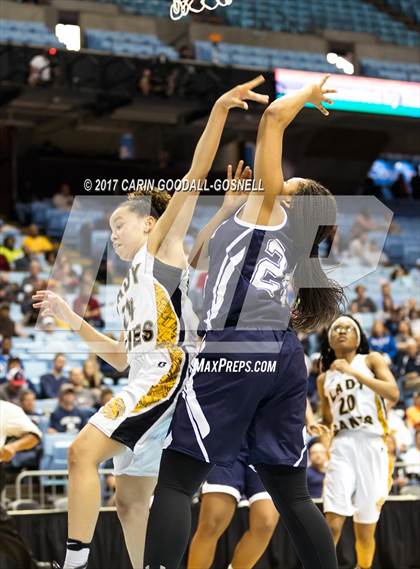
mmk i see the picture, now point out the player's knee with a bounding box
[251,511,278,539]
[356,531,374,546]
[198,512,229,539]
[116,492,149,522]
[327,517,343,540]
[68,438,96,470]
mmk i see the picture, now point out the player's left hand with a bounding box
[0,444,16,462]
[330,358,354,375]
[217,75,269,111]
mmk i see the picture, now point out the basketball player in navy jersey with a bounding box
[143,75,343,569]
[33,77,269,569]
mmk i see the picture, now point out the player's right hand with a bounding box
[216,75,269,111]
[306,74,336,116]
[32,289,73,322]
[222,160,253,211]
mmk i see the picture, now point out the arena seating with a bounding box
[94,0,420,47]
[0,19,63,48]
[85,29,178,59]
[194,41,339,72]
[361,58,420,81]
[384,0,420,23]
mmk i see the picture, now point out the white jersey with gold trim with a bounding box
[324,354,389,437]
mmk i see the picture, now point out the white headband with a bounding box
[328,316,361,348]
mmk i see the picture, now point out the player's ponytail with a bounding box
[289,180,346,332]
[125,187,171,219]
[320,315,370,371]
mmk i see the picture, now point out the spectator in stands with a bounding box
[39,353,67,399]
[390,173,410,199]
[386,434,408,495]
[0,337,12,380]
[96,387,114,411]
[0,399,43,569]
[381,282,394,312]
[351,284,377,313]
[49,385,86,433]
[385,307,405,336]
[0,303,26,337]
[20,260,48,325]
[306,439,328,498]
[350,208,381,239]
[0,274,19,303]
[386,399,412,454]
[401,429,420,488]
[83,357,103,389]
[406,393,420,430]
[53,256,80,292]
[369,320,398,361]
[13,245,34,272]
[0,236,23,267]
[73,282,104,328]
[348,232,382,267]
[0,363,29,405]
[69,367,97,409]
[22,224,54,255]
[19,389,44,427]
[28,49,52,87]
[396,320,413,351]
[395,341,420,402]
[52,182,73,210]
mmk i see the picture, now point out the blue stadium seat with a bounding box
[40,432,76,487]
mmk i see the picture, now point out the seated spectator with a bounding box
[22,224,54,255]
[0,362,30,405]
[96,387,114,411]
[386,399,412,454]
[28,49,51,87]
[401,430,420,486]
[0,336,12,380]
[395,320,414,352]
[39,353,68,399]
[49,386,86,433]
[73,282,104,328]
[53,256,80,292]
[0,273,19,303]
[0,254,10,271]
[19,389,44,427]
[369,320,397,361]
[396,341,420,400]
[385,307,404,336]
[306,439,328,498]
[13,245,34,272]
[20,260,48,325]
[348,232,386,267]
[83,357,103,389]
[351,284,377,313]
[69,367,97,409]
[0,236,23,266]
[406,393,420,430]
[0,303,26,338]
[381,282,394,312]
[52,183,73,210]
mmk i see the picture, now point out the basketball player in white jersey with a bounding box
[33,76,269,569]
[317,315,399,569]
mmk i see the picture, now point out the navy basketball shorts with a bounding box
[202,445,271,503]
[164,328,308,468]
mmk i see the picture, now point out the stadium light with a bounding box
[327,52,338,64]
[55,23,81,51]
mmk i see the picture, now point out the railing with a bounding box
[5,468,114,510]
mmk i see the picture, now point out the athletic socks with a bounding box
[63,539,90,569]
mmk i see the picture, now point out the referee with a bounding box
[0,399,45,568]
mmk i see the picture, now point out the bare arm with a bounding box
[149,76,269,259]
[331,353,400,403]
[0,434,40,462]
[242,75,335,225]
[188,161,252,269]
[317,373,333,427]
[32,291,128,372]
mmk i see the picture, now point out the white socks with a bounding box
[63,539,90,569]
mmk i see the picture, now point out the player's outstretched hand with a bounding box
[32,289,73,323]
[217,75,269,111]
[306,74,336,116]
[222,160,253,211]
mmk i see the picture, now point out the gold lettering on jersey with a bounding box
[117,263,141,307]
[333,414,374,434]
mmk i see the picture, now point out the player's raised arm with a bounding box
[148,76,268,256]
[242,75,335,226]
[189,160,252,269]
